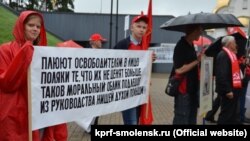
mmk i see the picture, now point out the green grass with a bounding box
[0,6,61,46]
[47,33,62,46]
[0,6,16,43]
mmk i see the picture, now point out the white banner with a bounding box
[199,56,213,116]
[148,43,175,63]
[30,46,152,130]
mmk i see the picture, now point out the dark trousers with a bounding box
[173,93,198,125]
[240,85,247,121]
[218,93,241,124]
[205,95,221,120]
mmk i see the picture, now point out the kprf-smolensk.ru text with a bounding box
[94,129,246,138]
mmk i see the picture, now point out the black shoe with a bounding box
[243,117,250,123]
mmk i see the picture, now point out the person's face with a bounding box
[131,21,148,41]
[91,40,102,49]
[193,27,203,41]
[229,40,237,53]
[24,15,41,43]
[95,40,102,48]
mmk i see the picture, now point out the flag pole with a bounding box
[245,21,250,58]
[115,0,119,45]
[139,0,153,125]
[109,0,113,49]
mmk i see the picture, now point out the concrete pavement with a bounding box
[66,73,248,141]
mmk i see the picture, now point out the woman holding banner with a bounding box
[0,10,67,141]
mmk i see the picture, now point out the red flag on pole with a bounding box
[227,27,247,38]
[142,0,152,50]
[139,0,154,125]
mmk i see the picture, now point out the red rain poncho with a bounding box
[0,10,67,141]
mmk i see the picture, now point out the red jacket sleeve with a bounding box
[42,124,68,141]
[0,41,34,93]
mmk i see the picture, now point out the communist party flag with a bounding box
[139,0,154,125]
[142,0,152,50]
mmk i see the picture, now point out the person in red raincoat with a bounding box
[0,10,67,141]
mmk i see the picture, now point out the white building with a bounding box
[208,0,250,38]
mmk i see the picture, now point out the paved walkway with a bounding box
[66,73,248,141]
[66,73,197,141]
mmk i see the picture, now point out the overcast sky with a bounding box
[74,0,217,16]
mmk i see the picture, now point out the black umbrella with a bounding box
[160,13,243,32]
[205,32,247,58]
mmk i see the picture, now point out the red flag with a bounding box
[56,40,83,48]
[193,36,212,47]
[139,0,154,125]
[227,27,247,38]
[139,95,153,125]
[142,0,152,50]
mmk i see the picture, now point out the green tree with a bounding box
[54,0,74,12]
[26,0,39,10]
[5,0,75,12]
[45,0,53,11]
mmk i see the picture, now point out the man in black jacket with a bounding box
[216,36,242,124]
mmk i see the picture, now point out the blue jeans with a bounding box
[122,106,140,125]
[173,93,198,125]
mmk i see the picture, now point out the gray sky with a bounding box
[74,0,217,16]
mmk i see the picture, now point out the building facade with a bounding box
[209,0,250,38]
[41,12,184,73]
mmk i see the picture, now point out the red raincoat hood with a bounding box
[0,10,49,141]
[13,10,47,46]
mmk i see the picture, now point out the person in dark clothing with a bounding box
[215,36,242,124]
[173,25,203,125]
[239,56,250,123]
[205,55,249,124]
[205,94,221,123]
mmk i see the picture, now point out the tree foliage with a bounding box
[5,0,75,12]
